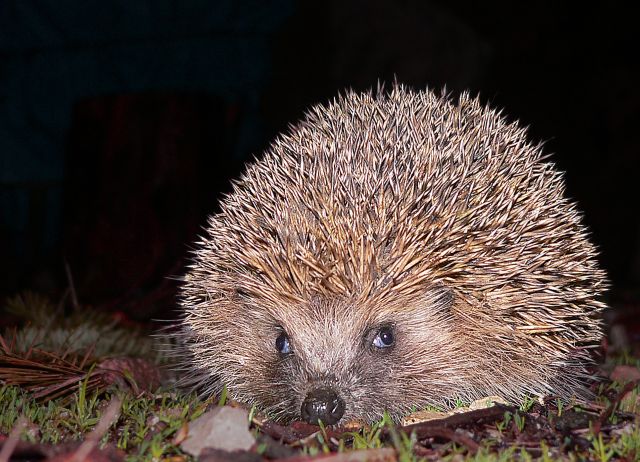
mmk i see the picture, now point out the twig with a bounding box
[0,417,27,462]
[254,419,309,444]
[423,427,480,453]
[0,334,9,352]
[593,379,639,435]
[381,405,513,454]
[65,260,80,312]
[43,288,70,337]
[71,396,122,462]
[394,404,513,440]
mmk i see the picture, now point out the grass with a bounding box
[1,292,639,460]
[1,379,639,461]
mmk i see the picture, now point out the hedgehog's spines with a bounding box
[178,84,606,423]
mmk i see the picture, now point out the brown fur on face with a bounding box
[185,286,465,423]
[178,85,606,423]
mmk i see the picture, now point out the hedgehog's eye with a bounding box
[372,326,395,349]
[275,331,292,354]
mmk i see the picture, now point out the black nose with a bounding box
[300,387,345,425]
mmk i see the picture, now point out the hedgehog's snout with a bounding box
[300,387,345,425]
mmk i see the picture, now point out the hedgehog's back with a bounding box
[215,87,604,308]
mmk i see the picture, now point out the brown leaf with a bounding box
[610,365,640,383]
[172,422,189,445]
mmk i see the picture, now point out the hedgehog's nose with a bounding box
[301,387,345,425]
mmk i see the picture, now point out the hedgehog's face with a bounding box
[196,286,466,425]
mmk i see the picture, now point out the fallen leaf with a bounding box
[610,365,640,382]
[468,396,509,410]
[181,406,255,457]
[172,421,189,445]
[401,410,450,426]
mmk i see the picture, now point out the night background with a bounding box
[1,1,638,327]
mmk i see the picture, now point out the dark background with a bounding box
[1,1,638,321]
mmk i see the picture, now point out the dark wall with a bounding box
[1,0,637,317]
[0,0,293,315]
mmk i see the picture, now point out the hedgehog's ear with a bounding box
[425,285,455,313]
[391,285,455,328]
[234,287,249,298]
[230,286,254,304]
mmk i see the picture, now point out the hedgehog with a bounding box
[178,85,607,425]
